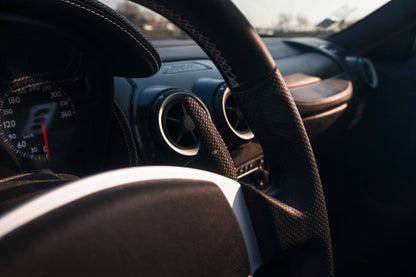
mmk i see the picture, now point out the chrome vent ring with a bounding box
[221,87,254,141]
[360,58,378,89]
[156,91,200,156]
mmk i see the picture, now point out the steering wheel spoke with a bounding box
[242,182,330,247]
[183,96,237,180]
[0,0,334,276]
[134,0,334,275]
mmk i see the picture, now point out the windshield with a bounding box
[100,0,390,39]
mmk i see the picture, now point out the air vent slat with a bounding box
[175,133,184,144]
[155,91,200,157]
[166,117,181,123]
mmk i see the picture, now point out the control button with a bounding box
[254,169,270,190]
[257,181,265,188]
[258,159,265,169]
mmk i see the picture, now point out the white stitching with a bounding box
[58,0,160,68]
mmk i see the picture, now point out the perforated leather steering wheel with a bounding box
[134,0,334,275]
[0,1,333,276]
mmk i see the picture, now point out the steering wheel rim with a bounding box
[0,0,333,276]
[133,0,334,276]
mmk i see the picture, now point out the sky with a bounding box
[99,0,390,28]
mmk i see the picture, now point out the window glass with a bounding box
[99,0,390,39]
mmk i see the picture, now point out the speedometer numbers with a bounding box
[0,81,77,162]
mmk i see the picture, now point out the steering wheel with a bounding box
[0,0,333,276]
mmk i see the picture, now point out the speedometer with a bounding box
[0,81,77,162]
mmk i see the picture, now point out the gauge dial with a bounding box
[0,81,77,161]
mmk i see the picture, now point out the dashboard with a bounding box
[0,7,377,192]
[113,38,374,190]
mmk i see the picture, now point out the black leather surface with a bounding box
[0,0,334,275]
[0,170,78,215]
[135,0,334,276]
[184,97,237,180]
[0,0,161,77]
[0,179,250,277]
[234,70,333,276]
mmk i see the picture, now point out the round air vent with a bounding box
[155,91,201,157]
[360,58,378,88]
[346,56,378,88]
[215,85,254,145]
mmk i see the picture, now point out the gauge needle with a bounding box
[42,125,50,158]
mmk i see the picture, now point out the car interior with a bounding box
[0,0,415,276]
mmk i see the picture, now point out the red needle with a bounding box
[42,125,50,158]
